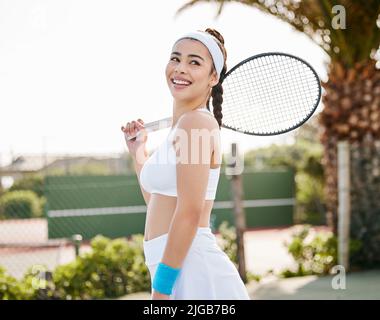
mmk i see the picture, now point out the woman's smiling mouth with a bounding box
[171,78,192,89]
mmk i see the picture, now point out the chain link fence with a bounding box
[0,152,133,279]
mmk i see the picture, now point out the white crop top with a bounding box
[139,108,221,200]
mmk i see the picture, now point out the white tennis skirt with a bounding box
[143,227,250,300]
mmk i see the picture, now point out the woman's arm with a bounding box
[153,111,219,297]
[123,119,151,206]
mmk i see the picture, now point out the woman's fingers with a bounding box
[136,122,145,130]
[132,121,139,134]
[122,122,130,135]
[121,119,145,139]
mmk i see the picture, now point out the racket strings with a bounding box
[228,57,315,132]
[222,54,320,135]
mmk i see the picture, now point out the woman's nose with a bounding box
[174,61,187,74]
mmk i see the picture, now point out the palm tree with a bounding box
[176,0,380,267]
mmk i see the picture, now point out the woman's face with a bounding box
[165,38,219,103]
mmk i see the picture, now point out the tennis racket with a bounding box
[124,52,321,140]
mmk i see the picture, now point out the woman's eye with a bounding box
[170,57,199,65]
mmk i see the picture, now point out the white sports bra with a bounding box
[139,108,221,200]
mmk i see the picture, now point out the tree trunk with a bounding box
[319,60,380,267]
[230,174,247,283]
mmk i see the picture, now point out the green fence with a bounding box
[45,169,295,240]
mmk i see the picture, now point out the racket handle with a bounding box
[124,116,173,141]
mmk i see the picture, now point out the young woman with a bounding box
[122,28,250,300]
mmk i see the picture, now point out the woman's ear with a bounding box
[209,71,219,88]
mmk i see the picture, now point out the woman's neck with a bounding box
[172,94,211,126]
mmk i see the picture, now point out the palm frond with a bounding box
[175,0,380,66]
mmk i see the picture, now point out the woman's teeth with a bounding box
[172,79,191,85]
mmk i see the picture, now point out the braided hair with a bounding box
[204,28,227,129]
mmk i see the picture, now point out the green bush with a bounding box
[0,267,37,300]
[279,225,362,278]
[295,172,326,225]
[0,190,43,220]
[9,175,45,197]
[217,221,238,265]
[279,225,337,277]
[51,234,150,299]
[1,234,151,300]
[0,267,21,299]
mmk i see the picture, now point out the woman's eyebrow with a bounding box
[171,51,204,61]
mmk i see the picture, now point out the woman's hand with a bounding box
[152,290,171,300]
[121,118,148,162]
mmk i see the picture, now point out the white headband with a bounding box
[174,31,224,80]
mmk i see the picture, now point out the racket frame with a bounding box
[219,52,322,136]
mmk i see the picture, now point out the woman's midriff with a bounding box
[143,193,214,241]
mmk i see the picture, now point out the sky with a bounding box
[0,0,328,166]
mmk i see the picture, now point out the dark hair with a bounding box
[204,28,227,129]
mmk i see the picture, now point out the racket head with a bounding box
[220,52,322,136]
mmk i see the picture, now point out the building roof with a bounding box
[0,154,126,175]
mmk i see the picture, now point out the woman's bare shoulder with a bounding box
[177,109,219,131]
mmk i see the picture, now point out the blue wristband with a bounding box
[152,262,181,295]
